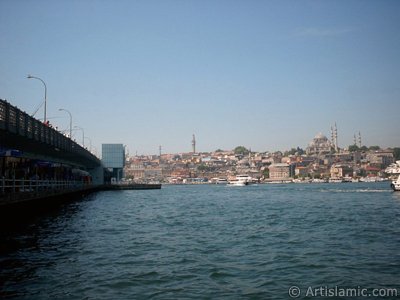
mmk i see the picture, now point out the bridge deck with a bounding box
[0,99,101,168]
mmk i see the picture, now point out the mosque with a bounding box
[306,132,334,155]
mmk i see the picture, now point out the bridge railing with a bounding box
[0,99,100,165]
[1,177,89,194]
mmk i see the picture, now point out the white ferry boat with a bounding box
[386,161,400,191]
[227,180,248,186]
[215,178,228,184]
[391,176,400,191]
[227,175,254,186]
[385,161,400,175]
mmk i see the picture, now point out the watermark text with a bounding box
[288,285,398,298]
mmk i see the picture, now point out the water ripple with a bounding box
[1,182,400,299]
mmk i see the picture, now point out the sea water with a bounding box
[1,183,400,299]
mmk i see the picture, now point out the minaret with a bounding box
[358,131,362,148]
[159,145,162,157]
[192,134,196,153]
[334,122,338,152]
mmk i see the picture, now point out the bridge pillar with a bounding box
[89,165,104,185]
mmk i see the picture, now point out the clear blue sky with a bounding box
[1,0,399,155]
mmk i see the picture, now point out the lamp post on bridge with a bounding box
[58,108,72,138]
[84,136,92,152]
[73,126,85,148]
[27,74,47,123]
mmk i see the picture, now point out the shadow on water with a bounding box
[0,192,97,298]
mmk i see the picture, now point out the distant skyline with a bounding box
[1,1,400,155]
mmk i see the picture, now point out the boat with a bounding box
[215,178,228,184]
[391,175,400,191]
[329,178,344,183]
[387,161,400,191]
[311,178,328,183]
[227,175,252,186]
[385,161,400,174]
[227,180,248,186]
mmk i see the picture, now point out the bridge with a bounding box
[0,99,104,207]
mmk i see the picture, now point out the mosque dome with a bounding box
[306,132,332,155]
[314,132,326,140]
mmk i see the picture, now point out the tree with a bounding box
[296,147,305,155]
[215,149,224,153]
[197,164,209,172]
[369,145,380,151]
[348,145,360,152]
[234,146,249,155]
[262,168,269,178]
[284,148,297,156]
[284,147,305,156]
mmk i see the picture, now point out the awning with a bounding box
[0,149,23,157]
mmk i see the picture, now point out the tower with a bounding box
[159,145,162,157]
[192,134,196,153]
[334,122,338,152]
[358,131,362,148]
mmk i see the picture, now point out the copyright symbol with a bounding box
[288,286,301,298]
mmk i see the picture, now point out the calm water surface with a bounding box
[1,183,400,299]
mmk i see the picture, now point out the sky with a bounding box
[1,0,400,156]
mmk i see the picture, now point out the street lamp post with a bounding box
[74,126,85,147]
[58,108,72,138]
[84,136,92,152]
[27,75,47,123]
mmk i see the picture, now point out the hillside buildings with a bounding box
[121,132,398,184]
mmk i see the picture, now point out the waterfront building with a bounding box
[366,150,394,169]
[268,163,295,180]
[364,166,381,177]
[102,144,125,182]
[330,164,353,179]
[295,166,309,177]
[306,133,333,155]
[334,152,354,163]
[125,162,145,179]
[144,168,162,179]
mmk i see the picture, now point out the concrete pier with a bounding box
[0,183,161,209]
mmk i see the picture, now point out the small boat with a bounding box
[311,178,328,183]
[329,178,344,183]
